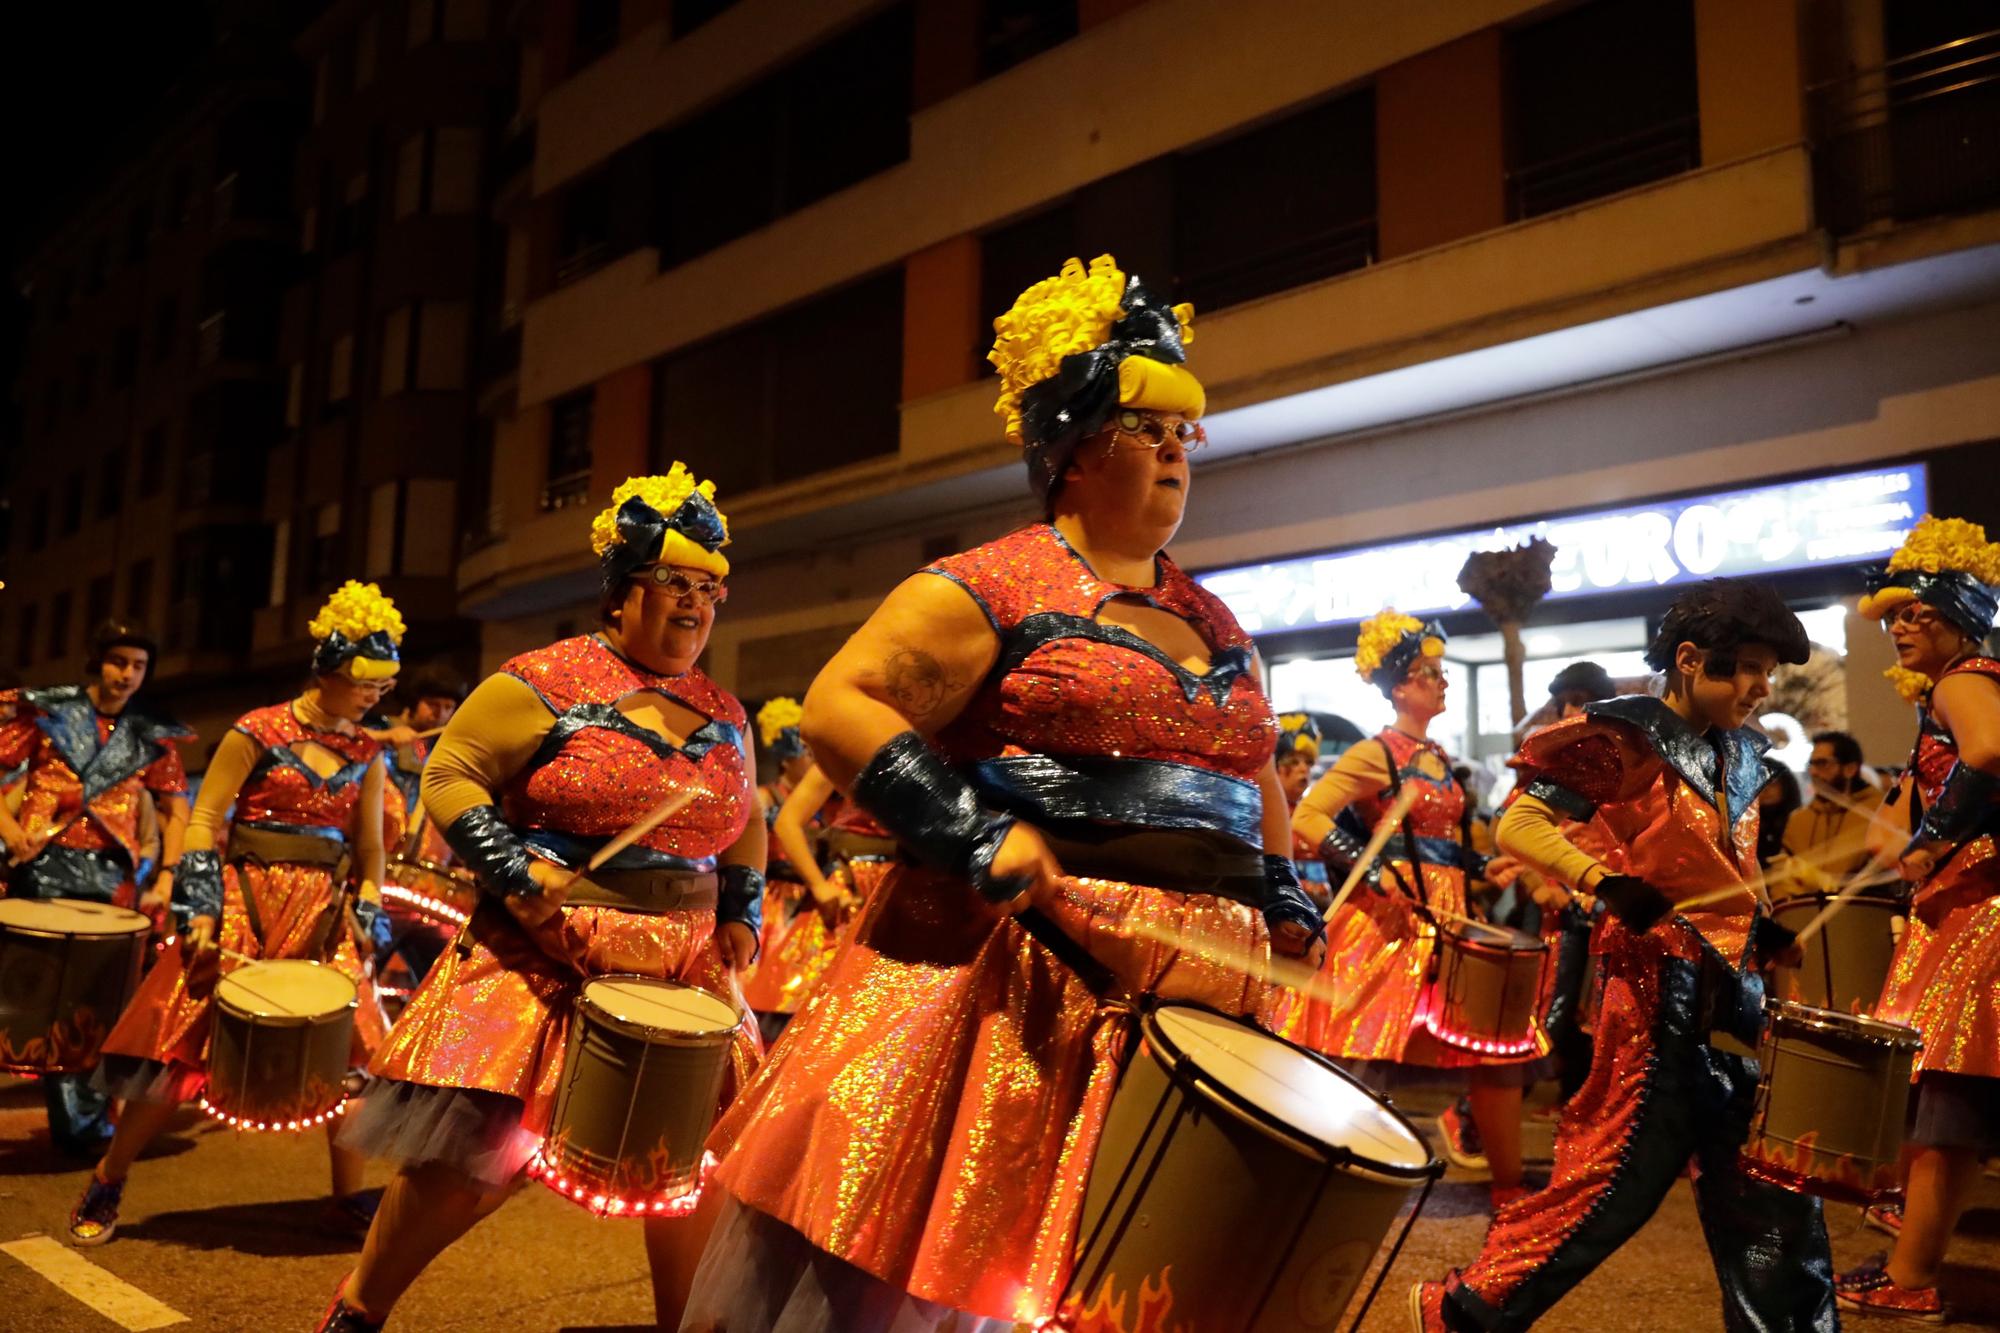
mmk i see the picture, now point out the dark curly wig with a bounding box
[1644,578,1811,677]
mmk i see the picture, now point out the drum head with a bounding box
[580,977,738,1039]
[217,961,358,1020]
[1149,1006,1432,1175]
[1766,998,1922,1049]
[0,898,149,936]
[1447,919,1543,951]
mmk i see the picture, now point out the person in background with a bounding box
[370,663,470,865]
[1756,760,1804,868]
[1773,730,1884,896]
[1276,713,1329,906]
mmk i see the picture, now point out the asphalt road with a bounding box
[2,1078,1996,1331]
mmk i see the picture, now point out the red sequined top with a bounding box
[1357,729,1469,844]
[230,703,384,838]
[500,635,752,862]
[6,689,189,865]
[925,524,1274,783]
[1914,657,2000,801]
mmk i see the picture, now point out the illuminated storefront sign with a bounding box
[1199,464,1928,634]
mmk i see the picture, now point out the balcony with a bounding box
[1507,116,1701,221]
[540,468,592,511]
[1178,218,1376,314]
[1811,29,2000,238]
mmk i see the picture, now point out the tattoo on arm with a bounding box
[881,647,954,721]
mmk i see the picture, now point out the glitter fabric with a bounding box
[707,522,1282,1324]
[228,703,384,830]
[742,801,888,1018]
[1873,656,2000,1079]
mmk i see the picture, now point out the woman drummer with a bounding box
[682,254,1324,1329]
[738,699,837,1039]
[1837,515,2000,1321]
[70,582,402,1245]
[320,466,765,1333]
[1288,613,1540,1209]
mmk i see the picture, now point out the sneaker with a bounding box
[314,1277,384,1333]
[67,1175,124,1247]
[1409,1281,1448,1333]
[1864,1201,1904,1239]
[1836,1258,1946,1323]
[321,1189,382,1241]
[1437,1097,1489,1172]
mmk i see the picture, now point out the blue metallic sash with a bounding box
[520,826,716,876]
[966,754,1264,848]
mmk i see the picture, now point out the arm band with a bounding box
[443,804,541,900]
[851,731,1018,903]
[1261,853,1327,946]
[718,865,765,949]
[1593,874,1673,932]
[171,848,223,924]
[1912,762,2000,850]
[1317,824,1377,887]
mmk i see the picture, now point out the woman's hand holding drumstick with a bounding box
[1320,785,1422,924]
[506,786,698,939]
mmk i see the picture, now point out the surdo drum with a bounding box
[0,898,149,1074]
[1741,999,1922,1204]
[1422,920,1547,1056]
[381,855,479,930]
[1770,892,1901,1015]
[202,960,359,1131]
[531,976,740,1217]
[1065,1004,1443,1332]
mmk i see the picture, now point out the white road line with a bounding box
[1,1235,189,1330]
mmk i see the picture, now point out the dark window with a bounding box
[1174,90,1377,311]
[167,166,193,227]
[1505,0,1699,219]
[61,473,84,536]
[573,0,621,70]
[27,499,49,552]
[127,558,154,621]
[74,354,97,409]
[16,605,38,668]
[138,424,167,498]
[981,201,1079,374]
[556,173,614,284]
[671,0,736,37]
[98,451,124,519]
[543,389,595,509]
[154,296,179,364]
[125,204,150,264]
[48,591,72,659]
[979,0,1077,79]
[86,575,113,632]
[656,88,781,267]
[112,326,140,389]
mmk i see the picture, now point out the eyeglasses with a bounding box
[633,565,728,606]
[1883,605,1941,632]
[1109,411,1207,454]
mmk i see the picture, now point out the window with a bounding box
[153,296,179,364]
[125,204,150,265]
[672,0,737,37]
[543,389,594,509]
[402,478,456,575]
[327,333,355,406]
[48,592,72,660]
[981,203,1077,367]
[407,0,437,47]
[331,170,372,254]
[443,0,487,41]
[394,135,426,219]
[285,362,305,429]
[138,424,167,498]
[556,172,613,284]
[380,306,412,393]
[309,503,344,589]
[61,474,84,536]
[1505,0,1698,219]
[86,576,113,633]
[112,326,140,389]
[16,605,37,669]
[356,14,379,86]
[367,482,399,577]
[416,301,468,389]
[127,558,155,622]
[431,128,480,213]
[573,0,620,70]
[978,0,1076,79]
[97,451,124,519]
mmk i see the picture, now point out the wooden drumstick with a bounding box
[558,787,698,889]
[1320,784,1422,924]
[1790,867,1906,948]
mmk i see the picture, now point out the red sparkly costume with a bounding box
[1875,656,2000,1082]
[740,797,887,1019]
[346,634,761,1186]
[98,703,390,1105]
[703,523,1285,1324]
[1426,696,1835,1332]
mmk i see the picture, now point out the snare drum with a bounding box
[381,855,478,929]
[1067,1004,1443,1332]
[531,977,740,1216]
[1741,999,1922,1204]
[202,960,358,1131]
[1423,920,1547,1055]
[1770,892,1901,1015]
[0,898,149,1074]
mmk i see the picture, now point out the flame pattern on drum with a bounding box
[0,1005,106,1074]
[1739,1131,1903,1204]
[1058,1267,1187,1333]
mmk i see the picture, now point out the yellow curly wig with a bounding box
[1353,609,1438,682]
[756,696,804,749]
[308,581,405,680]
[590,465,730,578]
[1884,515,2000,584]
[987,254,1198,445]
[1278,712,1321,765]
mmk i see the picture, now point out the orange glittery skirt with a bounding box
[706,861,1281,1324]
[1875,834,2000,1079]
[98,860,389,1102]
[739,858,889,1017]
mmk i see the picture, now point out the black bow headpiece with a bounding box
[1863,566,2000,641]
[599,492,728,597]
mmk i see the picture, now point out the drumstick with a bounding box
[559,787,698,887]
[1790,867,1906,948]
[1321,785,1423,924]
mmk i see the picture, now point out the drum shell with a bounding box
[1071,1010,1438,1332]
[1771,894,1901,1014]
[384,856,478,925]
[1428,924,1546,1053]
[1744,1003,1920,1204]
[206,965,357,1126]
[0,902,149,1074]
[544,982,736,1202]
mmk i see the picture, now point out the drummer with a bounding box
[1837,515,2000,1321]
[1287,612,1536,1210]
[323,465,765,1333]
[0,620,192,1156]
[70,584,401,1246]
[365,663,469,989]
[1275,713,1330,906]
[1411,577,1835,1332]
[738,699,836,1039]
[680,254,1324,1330]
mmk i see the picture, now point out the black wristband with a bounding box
[1593,874,1674,932]
[718,865,765,950]
[1317,825,1377,886]
[1912,761,2000,850]
[1261,853,1327,946]
[851,731,1019,902]
[172,848,223,924]
[442,805,541,899]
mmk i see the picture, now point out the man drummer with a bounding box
[0,620,191,1156]
[1412,577,1837,1333]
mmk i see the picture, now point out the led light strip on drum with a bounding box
[1419,1009,1541,1056]
[197,1096,348,1133]
[524,1147,718,1218]
[379,883,470,928]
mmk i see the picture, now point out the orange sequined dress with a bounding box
[98,703,389,1103]
[704,523,1284,1325]
[349,635,761,1185]
[1875,655,2000,1080]
[741,797,885,1018]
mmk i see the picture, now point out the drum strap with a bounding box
[563,869,719,914]
[822,829,898,864]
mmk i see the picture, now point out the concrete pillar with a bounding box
[1374,30,1508,260]
[1695,0,1805,164]
[901,235,984,401]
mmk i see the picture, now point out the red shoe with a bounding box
[314,1276,384,1333]
[1408,1281,1449,1333]
[1436,1099,1489,1173]
[1863,1201,1904,1239]
[1836,1259,1946,1323]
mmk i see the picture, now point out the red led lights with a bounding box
[1420,1011,1540,1056]
[380,884,470,928]
[524,1146,718,1219]
[198,1096,348,1133]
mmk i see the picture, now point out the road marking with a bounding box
[2,1235,188,1329]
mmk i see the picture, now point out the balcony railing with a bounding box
[540,469,592,512]
[1177,217,1376,315]
[1810,28,2000,237]
[1506,116,1700,221]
